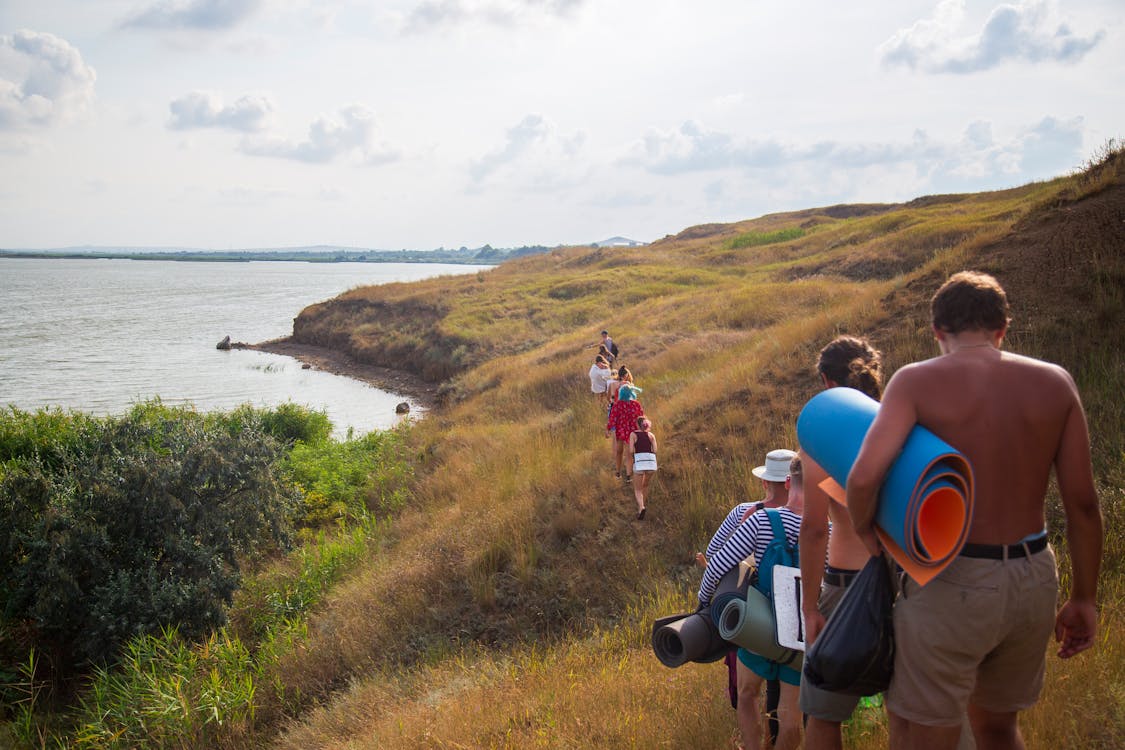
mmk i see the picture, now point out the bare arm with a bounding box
[846,371,919,555]
[799,454,831,645]
[1053,383,1102,658]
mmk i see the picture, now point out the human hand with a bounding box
[803,608,827,647]
[694,552,707,568]
[1055,598,1098,658]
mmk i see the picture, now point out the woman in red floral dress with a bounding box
[606,382,644,483]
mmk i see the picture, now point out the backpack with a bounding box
[610,341,619,357]
[752,509,798,601]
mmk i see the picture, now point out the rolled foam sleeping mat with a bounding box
[796,387,974,586]
[651,612,730,668]
[718,587,802,669]
[708,566,748,627]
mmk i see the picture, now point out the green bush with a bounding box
[0,406,297,677]
[284,427,411,528]
[230,402,332,446]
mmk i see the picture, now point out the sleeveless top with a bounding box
[633,430,654,454]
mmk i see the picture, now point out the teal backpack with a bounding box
[752,509,799,601]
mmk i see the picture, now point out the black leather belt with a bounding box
[823,567,859,587]
[960,534,1048,560]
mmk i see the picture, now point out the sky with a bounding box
[0,0,1121,251]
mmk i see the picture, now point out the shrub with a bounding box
[230,402,332,446]
[0,406,297,678]
[284,427,411,529]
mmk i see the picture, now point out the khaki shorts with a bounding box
[886,546,1058,726]
[799,579,861,722]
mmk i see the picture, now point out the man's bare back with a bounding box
[889,345,1086,545]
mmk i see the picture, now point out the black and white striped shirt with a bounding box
[698,507,802,605]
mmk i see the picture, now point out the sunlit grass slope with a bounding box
[257,148,1125,749]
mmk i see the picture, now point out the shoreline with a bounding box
[246,338,440,412]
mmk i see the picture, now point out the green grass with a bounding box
[729,227,806,249]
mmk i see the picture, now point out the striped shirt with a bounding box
[704,501,764,559]
[698,506,802,606]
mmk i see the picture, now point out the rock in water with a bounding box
[395,402,411,414]
[216,335,232,350]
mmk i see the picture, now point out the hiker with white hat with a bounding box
[694,447,798,749]
[697,453,806,750]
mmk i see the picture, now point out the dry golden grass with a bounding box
[240,149,1125,748]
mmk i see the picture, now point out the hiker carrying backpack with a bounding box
[753,508,799,600]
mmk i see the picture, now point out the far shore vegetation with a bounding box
[0,244,550,265]
[1,141,1122,748]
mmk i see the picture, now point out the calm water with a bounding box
[0,258,488,436]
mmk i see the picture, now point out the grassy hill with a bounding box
[12,147,1120,749]
[248,145,1124,748]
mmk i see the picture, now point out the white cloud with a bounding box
[468,114,586,186]
[122,0,263,30]
[406,0,584,32]
[168,91,274,131]
[880,0,1105,74]
[622,121,821,175]
[240,105,400,165]
[0,30,96,131]
[622,117,1088,196]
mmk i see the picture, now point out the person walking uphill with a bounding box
[586,329,619,364]
[588,354,614,407]
[606,383,644,483]
[798,335,886,750]
[847,271,1103,750]
[697,456,805,750]
[695,447,796,748]
[628,417,658,520]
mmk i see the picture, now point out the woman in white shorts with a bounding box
[629,416,658,520]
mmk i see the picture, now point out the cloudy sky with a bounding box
[1,0,1121,250]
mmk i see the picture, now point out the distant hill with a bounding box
[589,236,645,247]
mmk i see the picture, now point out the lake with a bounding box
[0,257,490,436]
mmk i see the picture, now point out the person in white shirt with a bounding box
[587,355,614,406]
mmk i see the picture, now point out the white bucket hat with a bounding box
[752,448,798,483]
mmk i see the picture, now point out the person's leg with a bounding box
[639,472,653,507]
[774,681,803,750]
[765,678,779,746]
[968,705,1023,750]
[889,711,962,750]
[633,476,645,513]
[736,661,766,750]
[803,717,843,750]
[613,438,624,476]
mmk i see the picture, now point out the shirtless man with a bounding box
[846,271,1102,750]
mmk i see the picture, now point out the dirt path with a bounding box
[245,337,440,411]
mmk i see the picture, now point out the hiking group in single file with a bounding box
[588,272,1103,750]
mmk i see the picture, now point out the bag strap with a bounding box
[739,500,766,524]
[765,508,786,541]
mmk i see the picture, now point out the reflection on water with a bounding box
[0,258,488,437]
